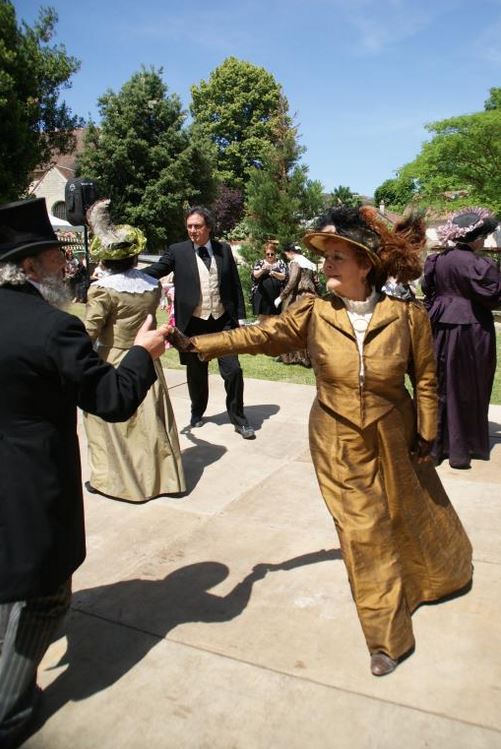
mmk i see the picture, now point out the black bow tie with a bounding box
[197,245,211,270]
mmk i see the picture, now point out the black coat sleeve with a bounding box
[227,244,246,320]
[142,247,175,279]
[47,314,157,422]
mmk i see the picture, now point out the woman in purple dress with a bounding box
[422,207,501,468]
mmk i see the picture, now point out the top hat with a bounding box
[0,198,68,262]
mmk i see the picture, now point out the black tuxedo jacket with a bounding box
[144,239,246,332]
[0,283,156,602]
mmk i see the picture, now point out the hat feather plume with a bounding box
[360,206,425,283]
[86,199,134,249]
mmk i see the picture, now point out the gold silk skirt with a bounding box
[309,398,473,659]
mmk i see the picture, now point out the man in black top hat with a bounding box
[0,198,171,746]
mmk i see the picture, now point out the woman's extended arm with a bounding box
[191,295,316,361]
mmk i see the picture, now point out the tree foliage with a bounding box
[77,67,216,249]
[190,57,284,190]
[373,176,417,212]
[484,87,501,111]
[329,185,363,208]
[242,100,324,266]
[0,1,82,202]
[211,183,245,237]
[398,108,501,213]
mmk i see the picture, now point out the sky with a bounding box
[14,0,501,197]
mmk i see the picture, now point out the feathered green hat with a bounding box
[87,199,147,260]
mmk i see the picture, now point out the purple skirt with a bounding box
[431,321,496,467]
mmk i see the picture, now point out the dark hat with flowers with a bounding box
[437,207,498,245]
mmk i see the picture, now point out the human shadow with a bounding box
[196,403,280,432]
[488,419,501,449]
[31,548,341,733]
[177,429,227,493]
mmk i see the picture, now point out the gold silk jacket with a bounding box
[193,293,437,441]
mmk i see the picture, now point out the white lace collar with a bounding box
[338,287,380,314]
[94,269,159,294]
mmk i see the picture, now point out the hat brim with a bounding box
[0,239,70,263]
[303,231,381,266]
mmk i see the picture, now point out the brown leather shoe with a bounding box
[370,652,398,676]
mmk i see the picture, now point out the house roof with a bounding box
[31,128,87,180]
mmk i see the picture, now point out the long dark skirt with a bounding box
[252,277,282,316]
[432,321,496,467]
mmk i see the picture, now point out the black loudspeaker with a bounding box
[65,178,98,226]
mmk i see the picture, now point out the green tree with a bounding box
[0,1,82,202]
[190,57,284,190]
[397,108,501,213]
[329,185,363,208]
[484,87,501,111]
[373,176,417,212]
[77,67,216,249]
[242,100,324,266]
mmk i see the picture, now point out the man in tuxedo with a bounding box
[0,198,170,747]
[145,206,255,439]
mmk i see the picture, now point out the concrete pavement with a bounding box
[23,370,501,749]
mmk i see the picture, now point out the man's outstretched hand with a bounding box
[133,314,171,359]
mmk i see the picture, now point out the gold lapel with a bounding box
[365,295,400,339]
[317,294,400,342]
[316,296,355,339]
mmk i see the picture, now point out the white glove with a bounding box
[274,296,282,309]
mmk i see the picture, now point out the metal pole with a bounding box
[84,225,90,299]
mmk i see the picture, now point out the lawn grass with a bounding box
[69,303,501,403]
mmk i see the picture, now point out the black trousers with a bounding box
[184,314,248,427]
[0,580,71,745]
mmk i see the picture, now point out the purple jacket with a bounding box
[422,246,501,325]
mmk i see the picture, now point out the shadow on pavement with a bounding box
[29,548,341,737]
[188,403,280,431]
[178,430,227,493]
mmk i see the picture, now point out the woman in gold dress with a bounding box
[83,200,185,502]
[170,206,472,676]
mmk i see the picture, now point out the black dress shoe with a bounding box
[234,425,256,440]
[370,652,398,676]
[190,417,204,428]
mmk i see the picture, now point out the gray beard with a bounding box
[37,276,73,309]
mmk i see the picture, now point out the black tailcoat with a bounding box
[0,283,156,602]
[144,239,246,332]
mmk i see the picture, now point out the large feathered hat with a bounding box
[304,205,425,285]
[87,199,146,260]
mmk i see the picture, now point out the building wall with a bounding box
[30,168,68,215]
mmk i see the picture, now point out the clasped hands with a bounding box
[133,317,195,357]
[165,326,195,353]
